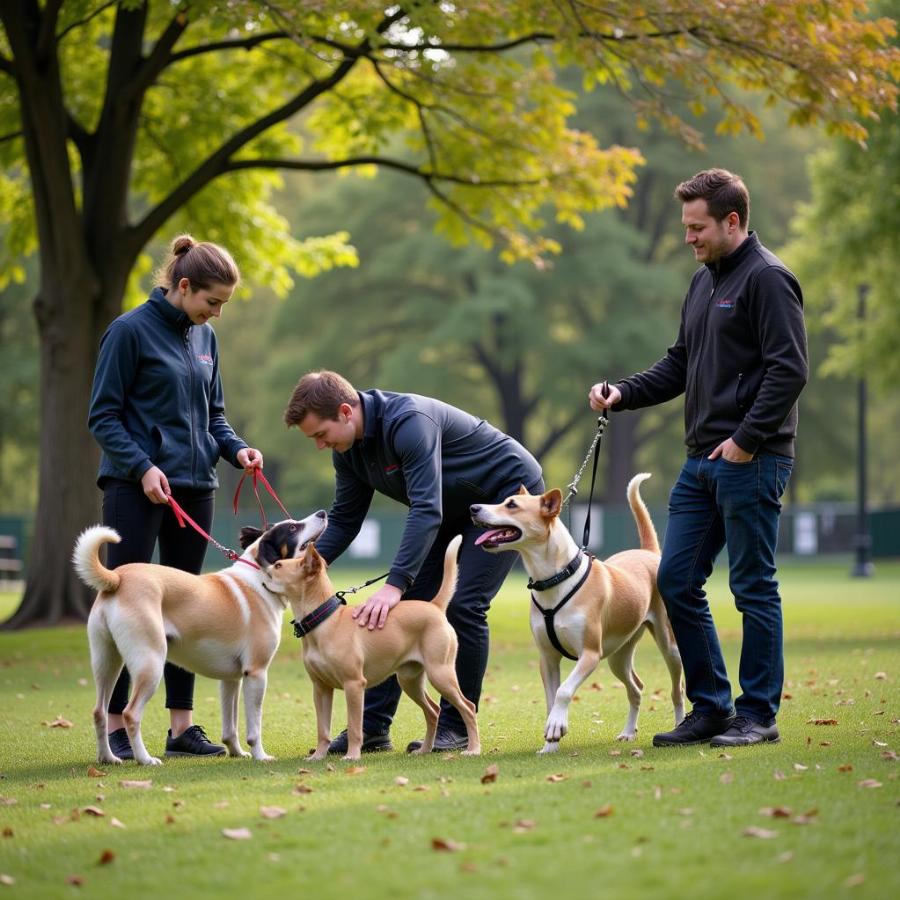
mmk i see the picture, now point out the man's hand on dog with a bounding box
[352,584,402,630]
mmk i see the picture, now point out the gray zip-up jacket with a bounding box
[315,390,542,591]
[614,232,808,458]
[88,287,247,489]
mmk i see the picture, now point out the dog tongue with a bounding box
[475,529,505,547]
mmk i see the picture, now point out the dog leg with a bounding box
[122,665,164,765]
[425,666,481,756]
[88,615,124,764]
[542,650,601,753]
[342,678,367,761]
[242,669,274,761]
[645,608,686,725]
[220,679,248,757]
[537,651,562,754]
[307,680,334,761]
[607,634,644,741]
[397,668,440,754]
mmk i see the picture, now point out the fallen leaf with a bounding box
[630,749,644,758]
[793,763,808,772]
[46,716,74,728]
[773,770,786,781]
[546,773,566,783]
[0,874,14,885]
[293,784,313,795]
[222,827,252,840]
[759,806,792,818]
[119,780,152,790]
[838,763,854,772]
[259,806,286,819]
[857,779,882,789]
[97,850,115,866]
[345,766,366,776]
[513,819,536,833]
[87,767,106,778]
[296,768,312,775]
[742,826,777,839]
[717,753,733,761]
[882,751,898,761]
[110,818,126,829]
[481,764,499,784]
[431,837,465,852]
[394,776,409,787]
[872,739,887,748]
[65,874,84,886]
[412,785,430,792]
[807,718,838,726]
[2,828,11,838]
[873,672,887,680]
[594,803,614,818]
[82,806,104,817]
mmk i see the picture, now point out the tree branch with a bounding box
[166,30,290,64]
[56,0,117,46]
[36,0,63,61]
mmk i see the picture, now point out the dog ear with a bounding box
[239,526,264,549]
[517,484,529,495]
[540,489,563,519]
[257,533,288,566]
[303,542,323,573]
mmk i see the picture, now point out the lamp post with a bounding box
[851,283,874,578]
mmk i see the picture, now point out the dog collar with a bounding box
[291,594,346,638]
[527,551,584,592]
[531,561,593,661]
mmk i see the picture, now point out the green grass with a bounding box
[1,561,898,899]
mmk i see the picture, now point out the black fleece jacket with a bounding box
[615,232,808,458]
[314,390,542,592]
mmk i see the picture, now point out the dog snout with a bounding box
[315,509,326,519]
[470,504,482,516]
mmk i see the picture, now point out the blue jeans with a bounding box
[656,453,793,724]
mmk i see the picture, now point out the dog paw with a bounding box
[305,751,327,761]
[538,741,560,754]
[228,748,251,758]
[253,753,276,762]
[342,753,362,762]
[139,756,163,766]
[461,749,481,756]
[615,732,637,742]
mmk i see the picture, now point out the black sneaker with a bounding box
[652,711,736,747]
[406,726,469,754]
[326,729,393,755]
[709,715,780,747]
[165,724,226,757]
[108,727,134,761]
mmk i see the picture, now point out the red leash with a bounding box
[232,467,291,528]
[167,495,260,571]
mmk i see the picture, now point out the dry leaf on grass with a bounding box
[513,819,536,833]
[742,826,778,839]
[110,818,125,829]
[45,716,74,728]
[0,874,15,885]
[838,763,853,772]
[345,766,366,776]
[119,780,152,790]
[222,828,252,840]
[481,764,499,784]
[82,806,104,817]
[857,779,882,789]
[759,806,792,818]
[881,751,898,761]
[87,767,106,778]
[65,874,84,886]
[97,850,115,866]
[594,803,614,818]
[431,837,465,852]
[546,773,567,783]
[394,776,409,787]
[260,807,286,819]
[293,784,313,795]
[807,718,838,725]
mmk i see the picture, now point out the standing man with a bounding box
[284,370,543,753]
[589,169,808,748]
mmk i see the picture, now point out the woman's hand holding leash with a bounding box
[141,466,171,504]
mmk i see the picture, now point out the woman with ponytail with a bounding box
[88,235,263,760]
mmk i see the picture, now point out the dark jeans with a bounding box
[364,478,545,735]
[656,453,793,724]
[101,478,214,714]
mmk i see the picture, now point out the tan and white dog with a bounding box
[73,511,328,766]
[471,473,684,753]
[262,536,480,761]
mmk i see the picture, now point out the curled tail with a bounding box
[72,526,122,593]
[429,535,463,614]
[627,473,660,555]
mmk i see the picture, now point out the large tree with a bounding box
[1,1,896,626]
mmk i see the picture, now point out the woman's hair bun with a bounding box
[171,234,195,256]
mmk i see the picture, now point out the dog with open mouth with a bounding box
[73,510,328,765]
[471,473,684,752]
[261,535,480,761]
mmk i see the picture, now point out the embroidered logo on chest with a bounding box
[715,298,735,309]
[384,464,400,475]
[196,353,214,367]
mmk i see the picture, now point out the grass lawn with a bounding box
[0,560,897,899]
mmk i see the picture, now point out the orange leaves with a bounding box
[431,837,466,852]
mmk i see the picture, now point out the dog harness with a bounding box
[530,551,592,661]
[291,595,346,638]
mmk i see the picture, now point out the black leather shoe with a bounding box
[165,724,226,757]
[108,727,134,760]
[406,726,469,754]
[653,711,736,747]
[709,715,779,747]
[326,729,393,755]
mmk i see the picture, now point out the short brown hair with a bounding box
[154,234,240,291]
[674,168,750,229]
[284,370,359,426]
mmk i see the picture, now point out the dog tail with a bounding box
[627,473,660,555]
[430,535,463,614]
[72,526,122,593]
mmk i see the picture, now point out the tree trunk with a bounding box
[1,275,105,628]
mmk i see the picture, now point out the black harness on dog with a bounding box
[291,595,346,638]
[529,551,592,661]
